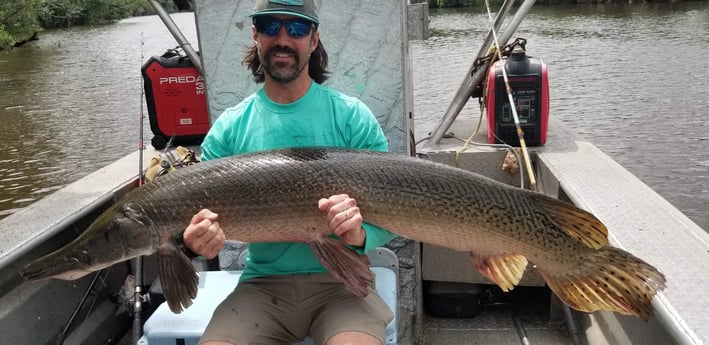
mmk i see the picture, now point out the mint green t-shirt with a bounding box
[200,81,397,282]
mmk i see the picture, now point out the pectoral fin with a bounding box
[156,240,199,313]
[308,236,373,297]
[471,252,528,291]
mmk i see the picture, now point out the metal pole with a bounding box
[148,0,204,75]
[428,0,514,144]
[498,0,538,50]
[475,0,517,65]
[429,0,536,144]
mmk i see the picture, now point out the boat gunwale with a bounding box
[0,149,156,279]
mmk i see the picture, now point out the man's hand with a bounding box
[318,194,366,247]
[182,208,225,259]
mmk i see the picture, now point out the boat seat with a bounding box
[138,247,399,345]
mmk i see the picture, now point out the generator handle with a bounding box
[148,0,204,76]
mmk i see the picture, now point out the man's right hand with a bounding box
[183,208,225,259]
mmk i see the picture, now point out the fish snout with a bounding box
[21,255,90,281]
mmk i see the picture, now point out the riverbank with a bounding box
[0,0,183,50]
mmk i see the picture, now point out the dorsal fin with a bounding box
[530,194,609,249]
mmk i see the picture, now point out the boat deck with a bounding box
[118,309,569,345]
[424,312,569,345]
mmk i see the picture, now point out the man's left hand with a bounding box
[318,194,366,247]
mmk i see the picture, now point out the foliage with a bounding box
[0,0,43,50]
[434,0,478,6]
[1,0,160,50]
[37,0,156,28]
[430,0,508,7]
[0,29,15,49]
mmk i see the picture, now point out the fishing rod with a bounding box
[130,4,199,337]
[52,271,103,345]
[483,0,537,191]
[139,32,146,189]
[132,32,148,345]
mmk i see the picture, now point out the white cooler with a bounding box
[138,248,399,345]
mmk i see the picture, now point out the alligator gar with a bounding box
[21,147,666,319]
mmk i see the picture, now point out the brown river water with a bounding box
[0,3,707,231]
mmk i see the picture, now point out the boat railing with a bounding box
[0,150,155,289]
[0,148,158,345]
[533,120,709,345]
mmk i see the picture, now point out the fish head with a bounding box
[21,202,158,281]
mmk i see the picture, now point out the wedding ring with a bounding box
[345,209,350,219]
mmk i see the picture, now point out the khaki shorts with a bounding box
[200,272,393,345]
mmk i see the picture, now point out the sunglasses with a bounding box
[253,16,316,38]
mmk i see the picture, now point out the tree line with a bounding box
[4,0,700,50]
[0,0,184,50]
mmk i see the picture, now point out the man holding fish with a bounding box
[21,0,667,341]
[181,0,397,344]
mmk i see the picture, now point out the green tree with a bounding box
[1,0,176,50]
[37,0,162,27]
[0,0,43,50]
[37,0,87,27]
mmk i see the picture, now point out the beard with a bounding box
[260,46,309,84]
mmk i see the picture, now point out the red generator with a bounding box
[486,46,549,146]
[142,50,210,149]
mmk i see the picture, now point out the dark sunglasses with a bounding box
[253,16,316,38]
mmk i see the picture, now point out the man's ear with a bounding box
[311,31,319,52]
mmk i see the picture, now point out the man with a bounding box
[180,1,397,344]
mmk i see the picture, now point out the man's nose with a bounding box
[273,25,291,41]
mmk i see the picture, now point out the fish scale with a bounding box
[21,147,665,319]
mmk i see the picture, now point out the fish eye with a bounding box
[78,250,91,264]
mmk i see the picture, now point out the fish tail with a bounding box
[537,246,666,321]
[309,236,373,297]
